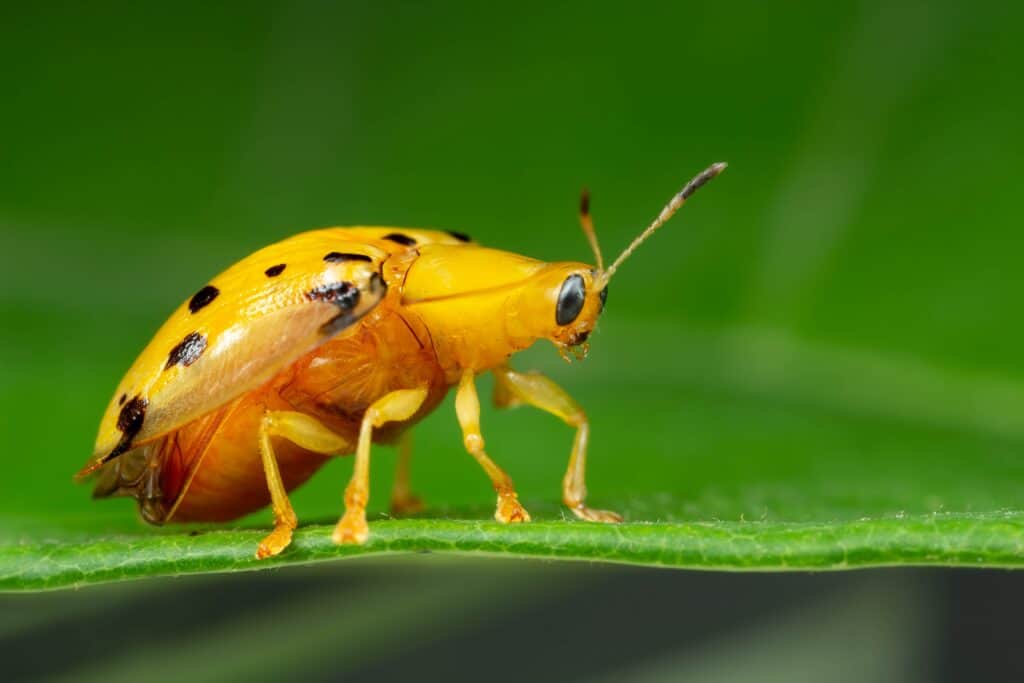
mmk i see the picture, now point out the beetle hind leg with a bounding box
[256,411,351,559]
[492,365,623,524]
[334,387,430,545]
[389,432,425,516]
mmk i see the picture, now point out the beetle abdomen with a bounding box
[164,394,334,523]
[94,306,449,524]
[92,393,336,524]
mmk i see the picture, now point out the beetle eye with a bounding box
[555,274,586,326]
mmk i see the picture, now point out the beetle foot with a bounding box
[333,511,369,545]
[568,504,623,523]
[389,492,426,516]
[495,493,531,523]
[255,524,295,559]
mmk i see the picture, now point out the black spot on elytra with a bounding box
[446,230,471,243]
[316,274,385,336]
[118,393,127,406]
[324,252,373,263]
[164,332,208,369]
[383,232,416,246]
[306,281,360,310]
[189,285,219,313]
[103,395,149,463]
[117,396,147,437]
[264,264,286,277]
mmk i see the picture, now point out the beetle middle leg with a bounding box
[455,369,531,524]
[334,387,430,545]
[257,411,351,559]
[492,365,622,523]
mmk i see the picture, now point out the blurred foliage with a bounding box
[3,0,1024,589]
[1,559,946,682]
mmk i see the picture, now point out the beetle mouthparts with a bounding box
[558,339,591,363]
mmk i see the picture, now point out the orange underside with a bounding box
[150,306,448,523]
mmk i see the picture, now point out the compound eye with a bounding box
[556,274,586,326]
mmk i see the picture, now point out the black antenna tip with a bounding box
[579,188,590,216]
[680,162,728,200]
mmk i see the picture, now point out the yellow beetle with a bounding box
[77,162,727,558]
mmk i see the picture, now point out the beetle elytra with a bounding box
[77,162,726,558]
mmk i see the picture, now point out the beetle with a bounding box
[76,162,726,558]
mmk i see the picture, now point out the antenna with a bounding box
[578,188,605,272]
[597,162,727,288]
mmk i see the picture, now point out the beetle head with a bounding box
[402,162,726,368]
[505,262,607,361]
[510,162,727,362]
[528,162,728,361]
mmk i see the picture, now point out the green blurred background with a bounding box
[3,0,1024,679]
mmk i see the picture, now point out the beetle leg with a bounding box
[334,387,430,545]
[256,411,350,559]
[390,431,425,516]
[492,365,622,524]
[456,370,531,524]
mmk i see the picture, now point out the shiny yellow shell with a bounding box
[79,227,470,478]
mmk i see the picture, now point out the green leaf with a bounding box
[5,512,1024,591]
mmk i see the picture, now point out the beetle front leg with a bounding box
[456,370,530,524]
[492,365,622,523]
[257,411,351,559]
[334,387,430,545]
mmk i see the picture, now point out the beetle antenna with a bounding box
[598,162,727,287]
[578,188,605,272]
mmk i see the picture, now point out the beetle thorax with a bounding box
[400,245,602,380]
